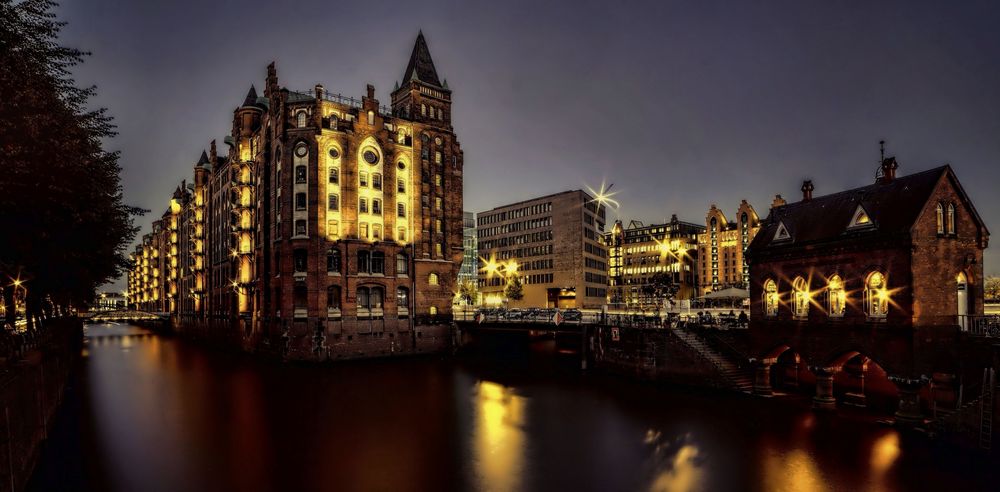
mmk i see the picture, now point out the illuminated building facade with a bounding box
[695,200,760,295]
[605,216,703,308]
[747,159,989,328]
[459,211,478,283]
[128,33,464,359]
[477,190,607,309]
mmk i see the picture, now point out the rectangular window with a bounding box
[398,227,407,241]
[295,166,306,184]
[434,151,442,164]
[359,172,369,187]
[328,167,338,184]
[373,174,382,190]
[293,249,307,272]
[435,243,442,257]
[327,194,339,210]
[372,199,382,216]
[295,220,306,236]
[295,193,306,211]
[327,219,339,240]
[397,203,406,218]
[359,198,368,214]
[435,174,442,187]
[397,179,406,194]
[435,197,442,210]
[373,224,382,240]
[359,222,368,239]
[435,219,442,233]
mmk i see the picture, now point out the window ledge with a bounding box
[327,272,341,277]
[291,235,309,240]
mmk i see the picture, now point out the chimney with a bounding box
[771,194,786,209]
[801,180,814,201]
[366,84,375,100]
[314,84,324,99]
[879,157,898,184]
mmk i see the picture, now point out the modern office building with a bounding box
[476,190,608,309]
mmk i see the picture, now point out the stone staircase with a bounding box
[672,326,754,393]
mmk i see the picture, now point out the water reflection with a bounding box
[30,324,999,492]
[473,381,526,490]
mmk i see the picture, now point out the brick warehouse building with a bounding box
[695,200,761,295]
[747,158,989,328]
[129,32,464,360]
[605,216,704,308]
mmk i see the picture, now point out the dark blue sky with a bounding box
[57,0,1000,290]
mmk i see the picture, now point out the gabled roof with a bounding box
[748,165,959,253]
[402,31,442,87]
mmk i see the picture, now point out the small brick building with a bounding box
[747,158,989,329]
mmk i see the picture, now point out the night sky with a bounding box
[56,0,1000,291]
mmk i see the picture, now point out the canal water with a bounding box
[28,323,997,491]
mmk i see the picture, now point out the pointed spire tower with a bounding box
[391,30,451,126]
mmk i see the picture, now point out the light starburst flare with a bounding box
[585,180,621,211]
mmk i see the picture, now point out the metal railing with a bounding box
[961,315,1000,337]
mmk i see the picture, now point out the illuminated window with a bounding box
[372,224,382,240]
[792,277,809,318]
[828,275,845,317]
[435,219,442,233]
[936,203,944,234]
[428,273,439,286]
[327,194,339,211]
[435,197,442,210]
[429,306,438,315]
[328,167,338,184]
[367,111,374,125]
[296,111,307,128]
[435,174,442,187]
[865,271,889,318]
[763,279,779,317]
[435,151,442,164]
[327,219,339,240]
[421,104,426,116]
[398,227,406,242]
[359,222,368,239]
[946,203,956,235]
[373,173,382,191]
[397,286,409,306]
[359,172,369,188]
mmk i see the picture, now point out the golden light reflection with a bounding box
[648,443,705,492]
[869,432,899,475]
[474,381,526,491]
[762,448,828,492]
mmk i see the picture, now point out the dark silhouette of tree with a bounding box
[504,273,524,302]
[0,0,142,330]
[641,272,678,314]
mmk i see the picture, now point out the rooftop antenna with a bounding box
[875,140,886,181]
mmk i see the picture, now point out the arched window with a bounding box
[957,272,969,329]
[327,285,341,310]
[864,272,889,318]
[358,251,371,274]
[397,286,409,307]
[326,249,341,273]
[946,203,956,235]
[936,203,944,234]
[792,277,809,318]
[367,111,374,125]
[428,273,439,286]
[371,251,385,274]
[396,253,409,275]
[296,111,307,128]
[710,217,717,232]
[370,286,384,309]
[828,275,845,317]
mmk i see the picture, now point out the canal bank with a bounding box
[0,318,82,492]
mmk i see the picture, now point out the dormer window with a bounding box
[847,205,874,230]
[773,221,791,242]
